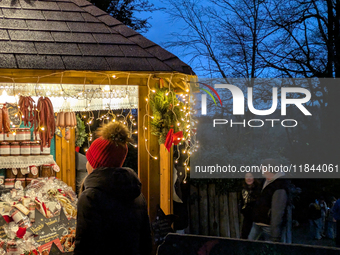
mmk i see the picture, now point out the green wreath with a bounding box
[149,87,187,145]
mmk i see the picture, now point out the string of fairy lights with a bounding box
[81,108,138,153]
[0,70,198,184]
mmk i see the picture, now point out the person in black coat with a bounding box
[74,122,152,255]
[240,172,260,239]
[248,159,288,242]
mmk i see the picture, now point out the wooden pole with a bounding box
[138,85,160,222]
[160,144,172,215]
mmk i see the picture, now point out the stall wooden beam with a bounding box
[160,144,173,215]
[138,85,160,221]
[0,69,193,92]
[55,128,76,191]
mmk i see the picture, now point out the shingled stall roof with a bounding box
[0,0,194,75]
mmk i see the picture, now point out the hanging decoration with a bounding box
[149,87,187,145]
[143,76,199,184]
[164,129,183,152]
[0,83,138,112]
[82,108,138,152]
[75,114,88,151]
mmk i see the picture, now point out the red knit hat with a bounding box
[86,122,130,169]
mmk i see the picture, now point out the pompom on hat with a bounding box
[86,122,132,169]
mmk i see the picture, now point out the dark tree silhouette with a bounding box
[89,0,159,33]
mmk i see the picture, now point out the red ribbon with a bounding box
[2,215,12,223]
[35,197,48,217]
[16,227,26,238]
[165,129,183,152]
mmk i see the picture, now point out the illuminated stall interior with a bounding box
[0,0,195,220]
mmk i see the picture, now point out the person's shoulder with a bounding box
[334,199,340,207]
[275,178,289,188]
[79,187,104,201]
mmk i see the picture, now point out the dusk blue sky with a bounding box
[135,1,192,70]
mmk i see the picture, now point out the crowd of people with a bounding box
[241,160,340,248]
[308,196,340,247]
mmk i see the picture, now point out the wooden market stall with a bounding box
[0,0,196,221]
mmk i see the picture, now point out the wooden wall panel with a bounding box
[55,128,76,191]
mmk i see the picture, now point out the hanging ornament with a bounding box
[165,129,183,152]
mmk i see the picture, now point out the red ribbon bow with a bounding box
[16,227,26,239]
[165,129,183,152]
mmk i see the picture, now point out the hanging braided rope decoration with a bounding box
[149,86,187,150]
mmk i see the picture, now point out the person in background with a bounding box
[248,159,288,242]
[332,197,340,247]
[240,172,260,239]
[319,196,328,237]
[325,197,337,239]
[173,154,190,233]
[308,198,322,240]
[74,122,152,255]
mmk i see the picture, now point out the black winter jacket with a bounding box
[74,167,152,255]
[252,176,288,241]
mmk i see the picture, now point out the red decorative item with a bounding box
[165,129,184,152]
[165,129,174,152]
[75,146,80,152]
[173,131,183,145]
[2,215,12,223]
[16,227,26,238]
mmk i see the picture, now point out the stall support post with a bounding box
[138,85,160,222]
[160,144,173,215]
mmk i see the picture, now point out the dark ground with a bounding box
[292,222,336,248]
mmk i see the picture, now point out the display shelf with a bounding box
[0,155,56,168]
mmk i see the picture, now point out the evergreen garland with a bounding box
[149,87,187,144]
[75,114,88,147]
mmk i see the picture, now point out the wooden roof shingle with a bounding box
[0,0,194,75]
